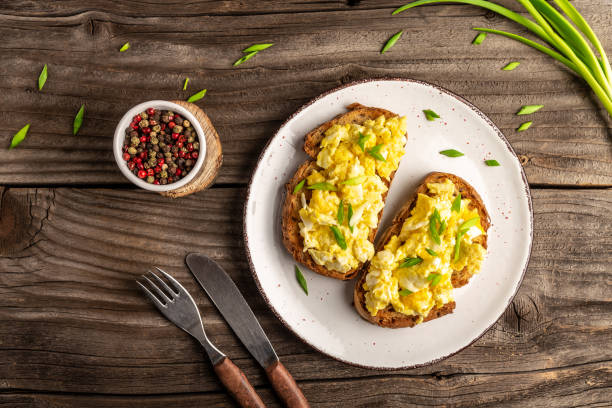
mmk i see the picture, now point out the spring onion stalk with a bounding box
[393,0,612,117]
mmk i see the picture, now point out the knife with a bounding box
[186,253,309,408]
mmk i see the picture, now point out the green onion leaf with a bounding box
[73,104,85,136]
[38,64,47,91]
[438,219,447,235]
[367,144,386,161]
[119,42,130,52]
[9,124,30,149]
[330,226,347,250]
[307,182,337,191]
[451,193,461,213]
[347,203,354,233]
[517,105,544,115]
[439,149,464,157]
[340,175,367,185]
[458,216,480,233]
[337,200,344,224]
[454,231,465,262]
[399,257,423,268]
[485,159,500,166]
[295,265,308,295]
[426,248,438,256]
[187,89,207,103]
[234,51,258,66]
[472,32,487,45]
[293,179,305,194]
[399,289,413,296]
[357,132,371,151]
[426,273,442,287]
[381,30,403,54]
[183,77,189,91]
[429,209,441,245]
[517,121,533,132]
[243,43,273,53]
[423,109,440,121]
[502,61,521,71]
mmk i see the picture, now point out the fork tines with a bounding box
[137,267,180,307]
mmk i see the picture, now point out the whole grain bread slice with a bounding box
[281,103,404,280]
[353,172,490,328]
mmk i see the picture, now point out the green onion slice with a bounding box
[426,248,438,256]
[337,200,344,224]
[426,273,442,287]
[73,104,85,136]
[330,226,347,250]
[429,209,442,245]
[423,109,440,121]
[485,159,500,166]
[502,61,521,71]
[234,51,258,66]
[340,175,367,185]
[119,42,130,52]
[38,64,47,91]
[517,105,544,115]
[398,289,413,296]
[295,265,308,295]
[243,43,273,53]
[454,231,465,262]
[187,89,207,103]
[367,144,386,161]
[451,193,462,213]
[183,78,189,91]
[381,30,403,54]
[472,32,487,45]
[458,216,480,233]
[399,257,423,268]
[9,124,30,149]
[440,149,464,157]
[347,203,354,233]
[293,179,305,194]
[517,121,533,132]
[307,182,337,191]
[357,132,371,151]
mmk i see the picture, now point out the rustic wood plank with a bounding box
[0,186,610,405]
[0,1,610,186]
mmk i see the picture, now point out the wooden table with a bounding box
[1,1,610,406]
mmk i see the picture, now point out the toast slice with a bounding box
[354,172,490,328]
[281,103,405,280]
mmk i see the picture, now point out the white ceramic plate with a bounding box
[244,79,533,369]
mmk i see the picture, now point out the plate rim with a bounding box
[243,77,534,370]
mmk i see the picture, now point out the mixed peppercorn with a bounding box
[122,108,200,185]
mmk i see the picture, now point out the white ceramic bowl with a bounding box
[113,100,207,192]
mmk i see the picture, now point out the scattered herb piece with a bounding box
[451,193,462,213]
[347,203,354,233]
[517,104,544,115]
[295,265,308,295]
[399,289,413,296]
[423,109,440,121]
[426,248,438,256]
[367,144,386,161]
[337,200,344,224]
[458,216,480,234]
[439,149,464,157]
[38,64,47,91]
[357,132,371,151]
[429,208,442,245]
[9,124,30,149]
[340,175,367,185]
[119,42,130,52]
[330,225,347,250]
[243,43,274,53]
[517,121,533,132]
[427,273,442,287]
[472,32,487,45]
[399,257,423,268]
[187,89,207,103]
[485,159,500,166]
[234,51,258,66]
[73,104,85,135]
[293,179,305,194]
[381,30,403,54]
[502,61,521,71]
[454,231,465,262]
[307,182,337,191]
[183,78,189,91]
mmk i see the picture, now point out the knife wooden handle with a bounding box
[213,357,266,408]
[265,361,309,408]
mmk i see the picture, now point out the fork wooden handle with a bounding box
[265,361,309,408]
[214,357,266,408]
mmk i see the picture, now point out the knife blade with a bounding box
[186,253,309,408]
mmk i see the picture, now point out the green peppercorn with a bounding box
[160,170,168,178]
[164,152,172,158]
[151,136,159,145]
[152,125,161,132]
[148,159,157,167]
[146,175,154,183]
[183,120,191,128]
[172,125,183,133]
[161,164,168,171]
[139,120,149,128]
[128,147,137,155]
[193,142,200,150]
[130,136,140,146]
[187,136,195,143]
[143,162,150,169]
[140,112,149,120]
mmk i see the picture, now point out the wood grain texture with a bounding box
[0,186,610,406]
[0,1,610,186]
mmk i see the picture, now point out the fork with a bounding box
[137,267,266,408]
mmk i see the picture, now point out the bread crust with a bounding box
[353,172,490,328]
[281,103,404,280]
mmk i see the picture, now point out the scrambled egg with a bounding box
[363,179,487,322]
[298,115,408,273]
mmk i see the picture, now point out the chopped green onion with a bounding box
[357,132,371,151]
[340,175,367,185]
[423,109,440,121]
[517,121,533,132]
[458,216,480,233]
[9,124,30,149]
[399,257,423,268]
[183,78,189,91]
[502,61,521,71]
[426,248,438,256]
[293,179,305,194]
[243,43,273,53]
[429,209,441,245]
[472,32,487,45]
[381,30,403,54]
[347,203,354,233]
[337,200,344,224]
[426,273,442,287]
[187,89,207,103]
[295,265,308,295]
[330,226,347,250]
[485,159,500,166]
[451,193,462,213]
[399,289,413,296]
[73,104,85,135]
[454,231,465,262]
[517,105,544,115]
[440,149,464,157]
[234,51,258,66]
[367,144,386,161]
[38,64,47,91]
[307,182,337,191]
[119,42,130,52]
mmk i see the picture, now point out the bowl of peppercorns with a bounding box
[113,100,206,192]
